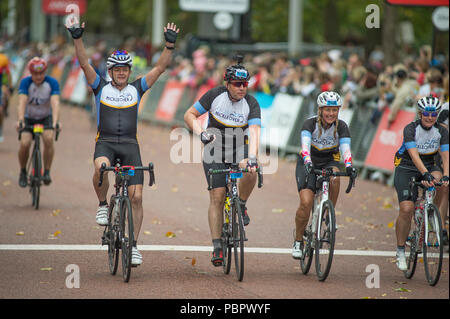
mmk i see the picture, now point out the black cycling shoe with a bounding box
[43,171,52,185]
[19,171,27,188]
[443,230,449,246]
[241,204,250,226]
[211,248,224,267]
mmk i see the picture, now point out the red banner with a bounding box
[155,80,186,122]
[364,108,417,172]
[62,67,81,100]
[385,0,449,6]
[42,0,87,15]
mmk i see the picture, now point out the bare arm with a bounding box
[16,94,27,130]
[440,150,449,178]
[144,23,179,89]
[50,95,61,128]
[248,125,260,158]
[67,22,97,85]
[184,106,203,136]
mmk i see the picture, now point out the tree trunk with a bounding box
[382,2,397,66]
[324,0,339,44]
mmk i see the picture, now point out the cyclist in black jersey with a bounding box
[67,19,179,266]
[393,96,449,271]
[184,57,261,267]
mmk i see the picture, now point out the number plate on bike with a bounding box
[33,124,44,133]
[230,172,243,179]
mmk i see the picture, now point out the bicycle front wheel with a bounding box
[222,221,232,275]
[232,198,245,281]
[315,200,336,281]
[107,197,119,275]
[120,197,134,283]
[31,147,42,210]
[423,204,443,286]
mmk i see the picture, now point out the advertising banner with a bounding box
[155,80,186,122]
[364,108,416,172]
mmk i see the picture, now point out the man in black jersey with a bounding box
[184,57,261,267]
[67,19,179,266]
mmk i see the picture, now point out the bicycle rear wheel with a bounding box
[423,204,443,286]
[222,220,232,275]
[300,226,314,275]
[31,147,42,210]
[233,198,245,281]
[120,197,134,283]
[315,200,336,281]
[404,230,418,279]
[107,197,119,275]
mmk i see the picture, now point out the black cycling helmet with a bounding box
[224,55,250,82]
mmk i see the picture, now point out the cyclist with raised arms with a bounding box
[66,19,179,266]
[292,91,356,259]
[184,56,261,267]
[393,96,449,271]
[16,57,61,187]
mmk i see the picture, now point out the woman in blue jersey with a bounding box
[292,91,356,259]
[393,96,449,271]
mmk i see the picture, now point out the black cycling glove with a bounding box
[422,172,435,183]
[441,176,449,183]
[200,131,214,145]
[305,162,313,175]
[164,29,178,44]
[247,156,258,169]
[67,25,84,39]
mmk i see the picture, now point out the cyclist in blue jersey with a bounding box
[393,96,449,271]
[66,19,179,266]
[16,57,61,187]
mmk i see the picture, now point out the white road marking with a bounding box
[0,244,448,258]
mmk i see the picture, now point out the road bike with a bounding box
[99,159,155,283]
[208,163,262,281]
[18,123,59,209]
[404,177,444,286]
[299,167,356,281]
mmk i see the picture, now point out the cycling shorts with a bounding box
[202,144,248,190]
[94,141,143,186]
[394,165,442,203]
[23,115,53,135]
[295,156,340,193]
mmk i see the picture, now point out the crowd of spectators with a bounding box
[2,32,449,128]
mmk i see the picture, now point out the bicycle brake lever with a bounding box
[208,169,213,191]
[257,168,263,188]
[148,162,155,186]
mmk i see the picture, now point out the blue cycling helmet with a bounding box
[106,50,133,70]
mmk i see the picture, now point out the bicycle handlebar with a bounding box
[309,168,356,194]
[207,166,263,191]
[99,161,155,187]
[18,124,60,141]
[409,177,443,191]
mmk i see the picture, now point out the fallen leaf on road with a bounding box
[335,211,343,216]
[345,217,354,223]
[52,209,62,216]
[16,231,25,236]
[171,185,179,193]
[40,267,53,271]
[53,231,61,237]
[191,258,196,266]
[387,222,395,228]
[152,218,162,225]
[165,231,176,238]
[394,281,407,285]
[381,293,387,297]
[345,236,356,240]
[271,208,285,213]
[2,180,11,186]
[143,231,151,235]
[400,296,408,299]
[392,287,411,293]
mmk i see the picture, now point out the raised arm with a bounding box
[66,21,97,86]
[144,23,179,89]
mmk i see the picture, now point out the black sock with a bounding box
[212,239,222,250]
[44,169,50,175]
[99,200,108,206]
[20,168,26,174]
[239,198,247,206]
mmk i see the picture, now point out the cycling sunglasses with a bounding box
[422,111,438,117]
[230,81,248,88]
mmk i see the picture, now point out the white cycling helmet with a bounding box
[417,96,441,113]
[106,50,133,70]
[317,91,342,107]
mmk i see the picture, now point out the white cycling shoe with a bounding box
[132,247,143,266]
[96,205,109,226]
[292,240,303,259]
[396,252,407,271]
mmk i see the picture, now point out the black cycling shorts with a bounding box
[295,156,340,193]
[394,165,442,203]
[203,144,248,190]
[94,141,143,186]
[23,115,53,135]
